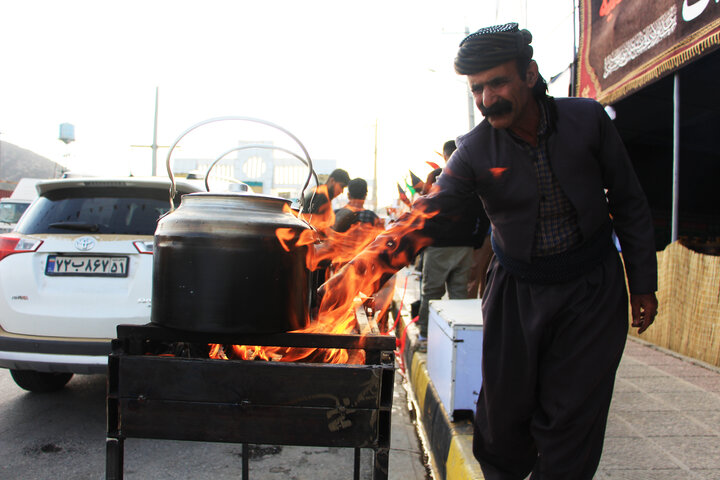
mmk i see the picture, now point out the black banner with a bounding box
[578,0,720,103]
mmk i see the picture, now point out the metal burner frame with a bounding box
[106,324,396,480]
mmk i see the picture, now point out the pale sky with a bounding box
[0,0,574,207]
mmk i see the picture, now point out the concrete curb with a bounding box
[392,268,484,479]
[400,333,484,480]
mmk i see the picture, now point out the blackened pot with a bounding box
[151,192,311,333]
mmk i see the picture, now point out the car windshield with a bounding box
[15,186,179,235]
[0,202,30,224]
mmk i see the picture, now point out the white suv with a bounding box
[0,177,202,392]
[0,198,32,233]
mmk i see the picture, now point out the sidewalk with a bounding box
[601,338,720,479]
[391,267,720,480]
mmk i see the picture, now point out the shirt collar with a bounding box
[506,98,550,146]
[347,199,365,209]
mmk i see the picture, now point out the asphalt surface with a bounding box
[0,356,429,480]
[2,266,718,480]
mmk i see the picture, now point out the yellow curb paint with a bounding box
[446,435,484,480]
[410,352,429,411]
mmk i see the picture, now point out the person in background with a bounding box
[422,167,442,195]
[426,142,493,300]
[302,168,350,310]
[421,140,456,195]
[328,178,389,322]
[301,168,350,214]
[323,22,658,479]
[333,178,384,233]
[466,223,493,299]
[415,140,485,341]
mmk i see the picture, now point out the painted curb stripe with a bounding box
[421,378,452,480]
[408,350,484,480]
[410,353,429,410]
[447,435,485,480]
[395,295,483,479]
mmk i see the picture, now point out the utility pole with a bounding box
[131,87,168,176]
[152,86,159,176]
[373,119,378,211]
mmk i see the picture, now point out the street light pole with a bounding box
[131,87,169,176]
[373,119,378,211]
[152,86,159,176]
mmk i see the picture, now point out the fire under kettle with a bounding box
[150,117,318,334]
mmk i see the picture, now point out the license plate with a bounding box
[45,255,129,277]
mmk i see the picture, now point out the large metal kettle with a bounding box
[150,117,316,334]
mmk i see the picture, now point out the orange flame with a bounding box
[316,204,436,325]
[209,191,436,365]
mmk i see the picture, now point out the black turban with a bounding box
[454,23,533,75]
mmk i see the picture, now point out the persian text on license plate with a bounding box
[45,255,129,277]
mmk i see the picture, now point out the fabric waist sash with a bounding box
[491,222,615,284]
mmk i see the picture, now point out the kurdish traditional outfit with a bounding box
[330,22,657,479]
[421,95,657,479]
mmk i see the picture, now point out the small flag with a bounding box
[426,161,441,170]
[404,178,416,196]
[397,183,411,207]
[409,170,425,193]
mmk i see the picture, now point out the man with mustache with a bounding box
[448,23,657,479]
[323,22,658,479]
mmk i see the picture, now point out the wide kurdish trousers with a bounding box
[473,248,629,480]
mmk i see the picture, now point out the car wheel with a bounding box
[10,369,73,393]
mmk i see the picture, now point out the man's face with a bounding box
[327,178,347,199]
[467,59,537,130]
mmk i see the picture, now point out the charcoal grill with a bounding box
[106,320,396,480]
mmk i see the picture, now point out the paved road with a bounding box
[0,367,428,480]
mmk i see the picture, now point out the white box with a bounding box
[426,298,483,421]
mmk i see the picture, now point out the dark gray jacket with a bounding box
[429,97,657,294]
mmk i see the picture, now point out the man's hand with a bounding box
[630,293,658,334]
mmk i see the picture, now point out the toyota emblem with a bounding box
[74,236,97,251]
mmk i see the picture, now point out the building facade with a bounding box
[172,140,338,202]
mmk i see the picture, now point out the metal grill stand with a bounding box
[106,324,395,480]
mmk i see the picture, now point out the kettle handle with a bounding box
[164,116,315,209]
[203,144,318,193]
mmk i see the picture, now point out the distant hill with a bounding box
[0,141,65,192]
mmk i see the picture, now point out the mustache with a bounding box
[479,99,513,117]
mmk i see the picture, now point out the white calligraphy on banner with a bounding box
[603,5,677,78]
